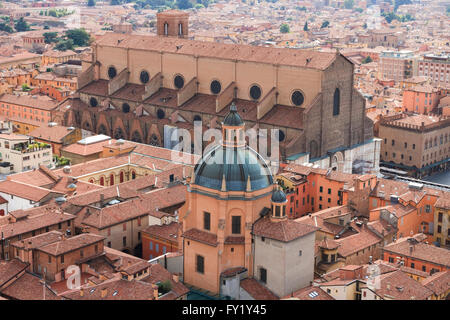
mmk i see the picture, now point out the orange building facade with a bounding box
[402,86,441,114]
[180,104,274,294]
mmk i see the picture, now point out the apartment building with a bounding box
[0,133,53,173]
[418,54,450,87]
[378,113,450,177]
[379,50,416,82]
[0,93,58,124]
[402,85,441,114]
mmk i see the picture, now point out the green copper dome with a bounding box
[223,103,244,126]
[194,144,273,192]
[271,189,287,203]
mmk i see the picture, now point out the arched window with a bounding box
[131,170,136,180]
[89,97,98,107]
[157,109,165,119]
[210,80,221,94]
[89,178,95,184]
[120,171,124,183]
[178,23,183,36]
[174,75,184,89]
[164,22,168,36]
[140,70,150,84]
[109,174,114,186]
[0,209,4,216]
[108,66,117,79]
[100,176,105,186]
[333,88,340,116]
[249,85,262,100]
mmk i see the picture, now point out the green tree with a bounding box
[15,17,30,32]
[65,28,91,47]
[43,32,58,44]
[280,23,290,33]
[88,0,96,6]
[176,0,193,9]
[362,56,373,64]
[303,21,308,31]
[0,22,13,33]
[355,7,363,13]
[55,39,74,51]
[321,20,329,28]
[344,0,354,9]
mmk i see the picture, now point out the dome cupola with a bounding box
[271,186,287,220]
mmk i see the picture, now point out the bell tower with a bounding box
[156,10,189,38]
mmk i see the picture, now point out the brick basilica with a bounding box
[62,10,380,174]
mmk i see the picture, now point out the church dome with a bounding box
[271,188,287,203]
[194,144,273,192]
[223,103,244,126]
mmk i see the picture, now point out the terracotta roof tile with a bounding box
[383,238,450,268]
[182,228,218,246]
[0,93,58,111]
[253,216,318,242]
[0,259,28,288]
[285,286,334,300]
[240,278,278,300]
[96,33,337,71]
[37,233,105,256]
[421,271,450,296]
[142,222,180,243]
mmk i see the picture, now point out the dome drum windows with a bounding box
[291,90,305,106]
[107,66,117,79]
[140,70,150,84]
[174,75,185,89]
[249,85,262,100]
[210,80,221,94]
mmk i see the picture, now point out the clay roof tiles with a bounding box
[96,33,337,71]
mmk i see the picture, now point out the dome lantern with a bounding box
[271,185,287,220]
[222,103,245,148]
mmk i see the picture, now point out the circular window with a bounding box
[193,115,202,122]
[108,66,117,79]
[140,70,150,84]
[278,130,285,142]
[249,85,262,100]
[157,108,165,119]
[210,80,221,94]
[122,103,130,113]
[174,75,184,89]
[291,90,305,106]
[89,97,98,107]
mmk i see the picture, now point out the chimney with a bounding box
[172,273,179,283]
[101,288,108,298]
[80,288,84,297]
[100,194,105,207]
[409,245,413,254]
[127,260,131,267]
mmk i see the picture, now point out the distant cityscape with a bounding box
[0,0,448,302]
